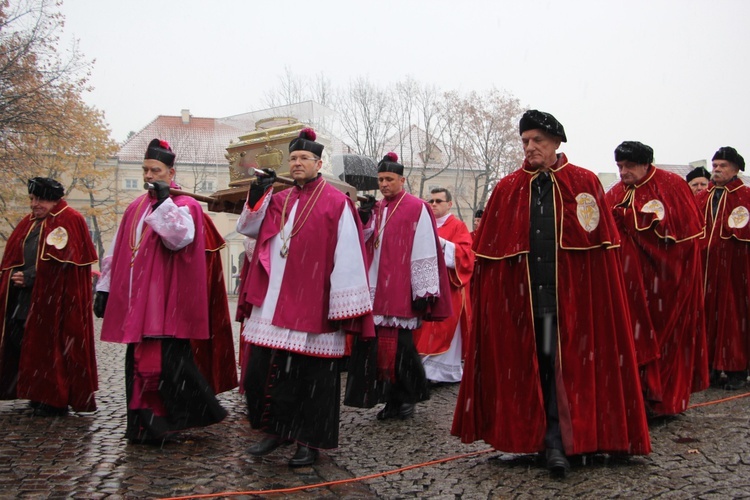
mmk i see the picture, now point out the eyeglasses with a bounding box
[288,156,319,163]
[428,199,447,204]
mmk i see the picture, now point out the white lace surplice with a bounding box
[237,198,370,357]
[369,203,440,329]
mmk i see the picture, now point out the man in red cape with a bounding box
[452,110,651,478]
[605,141,708,416]
[0,177,98,416]
[695,146,750,390]
[413,187,474,384]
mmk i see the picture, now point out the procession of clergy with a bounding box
[1,109,748,477]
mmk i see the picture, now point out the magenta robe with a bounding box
[101,192,209,343]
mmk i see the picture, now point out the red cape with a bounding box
[695,178,750,371]
[190,214,238,394]
[413,215,474,355]
[0,201,99,411]
[452,155,651,456]
[606,167,709,415]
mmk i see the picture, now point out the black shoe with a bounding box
[32,404,68,417]
[546,448,570,478]
[376,403,400,421]
[398,403,415,419]
[247,436,287,456]
[288,445,318,467]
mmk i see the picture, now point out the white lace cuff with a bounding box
[329,284,372,320]
[412,255,440,299]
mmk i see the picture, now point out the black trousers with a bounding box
[125,338,227,442]
[344,329,430,408]
[535,314,563,451]
[245,345,342,449]
[0,319,24,399]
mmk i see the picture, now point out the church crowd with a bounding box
[1,110,748,478]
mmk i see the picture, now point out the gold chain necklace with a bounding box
[279,179,327,258]
[374,191,406,249]
[128,195,151,267]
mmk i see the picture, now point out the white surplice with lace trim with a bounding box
[236,194,371,357]
[365,203,440,330]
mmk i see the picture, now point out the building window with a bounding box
[125,179,139,190]
[199,180,215,192]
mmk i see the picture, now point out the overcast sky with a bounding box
[61,0,749,174]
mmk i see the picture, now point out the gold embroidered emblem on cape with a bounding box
[575,192,600,232]
[728,205,750,229]
[46,226,69,249]
[641,199,666,221]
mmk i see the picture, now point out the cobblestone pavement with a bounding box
[1,298,749,499]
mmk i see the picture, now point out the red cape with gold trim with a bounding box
[0,201,99,411]
[190,213,239,394]
[413,215,474,355]
[452,155,651,455]
[606,166,708,415]
[695,177,750,371]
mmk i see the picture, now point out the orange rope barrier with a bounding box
[159,390,750,500]
[686,390,750,409]
[158,447,495,500]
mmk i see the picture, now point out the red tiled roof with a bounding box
[117,115,244,165]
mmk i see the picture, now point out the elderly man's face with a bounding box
[688,177,710,195]
[142,159,175,184]
[711,159,739,187]
[521,130,561,170]
[617,161,650,186]
[29,195,56,219]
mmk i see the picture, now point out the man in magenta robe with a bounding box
[605,141,708,416]
[452,110,651,478]
[344,152,452,421]
[0,177,98,416]
[95,139,226,444]
[237,128,374,467]
[695,146,750,390]
[413,187,474,384]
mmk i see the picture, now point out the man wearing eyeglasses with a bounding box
[345,153,452,422]
[237,128,373,467]
[452,110,651,478]
[413,188,474,385]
